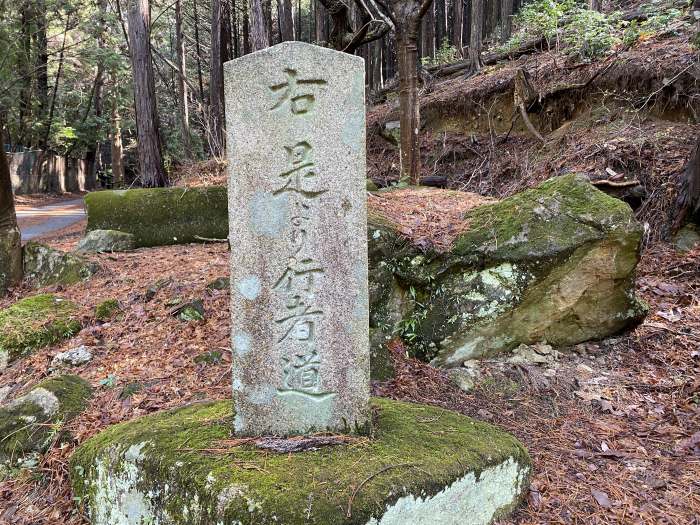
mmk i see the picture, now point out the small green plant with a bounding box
[515,0,577,40]
[563,8,621,60]
[421,38,460,67]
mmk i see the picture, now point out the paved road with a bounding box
[16,198,86,241]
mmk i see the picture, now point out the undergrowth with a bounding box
[498,0,692,60]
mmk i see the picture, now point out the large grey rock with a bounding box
[23,242,99,287]
[224,42,369,436]
[76,229,135,253]
[369,174,648,368]
[51,345,93,368]
[673,223,700,252]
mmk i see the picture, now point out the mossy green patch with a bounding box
[0,374,92,464]
[85,187,228,248]
[71,398,531,525]
[0,294,81,366]
[94,299,120,322]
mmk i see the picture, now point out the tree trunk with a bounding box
[469,0,483,71]
[396,30,421,185]
[435,0,446,47]
[175,0,191,158]
[193,0,206,101]
[675,136,700,229]
[0,117,22,295]
[315,0,327,43]
[127,0,168,187]
[211,0,226,157]
[372,38,383,90]
[452,0,464,55]
[501,0,513,41]
[422,6,436,58]
[589,0,602,11]
[243,8,252,54]
[248,0,270,50]
[35,2,49,128]
[280,0,295,41]
[18,5,32,147]
[93,0,107,188]
[111,96,124,187]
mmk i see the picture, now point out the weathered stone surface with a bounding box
[224,42,369,436]
[85,187,228,247]
[0,294,81,368]
[0,375,92,465]
[368,174,647,368]
[70,398,530,525]
[23,242,99,287]
[673,223,700,252]
[76,229,135,253]
[51,345,93,368]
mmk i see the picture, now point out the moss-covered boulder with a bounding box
[368,174,647,368]
[85,187,228,247]
[0,375,92,466]
[76,229,135,253]
[23,242,99,287]
[674,223,700,252]
[0,294,81,368]
[71,398,530,525]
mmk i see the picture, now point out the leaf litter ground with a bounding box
[0,218,698,524]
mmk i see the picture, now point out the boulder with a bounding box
[0,294,81,368]
[368,174,647,368]
[0,375,92,466]
[23,242,99,287]
[51,345,93,368]
[71,398,530,525]
[673,223,700,252]
[76,230,135,253]
[85,187,228,247]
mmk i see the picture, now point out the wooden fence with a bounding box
[7,150,96,194]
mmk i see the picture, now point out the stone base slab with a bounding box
[71,398,530,525]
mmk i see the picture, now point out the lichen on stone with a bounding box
[71,398,531,525]
[23,242,99,287]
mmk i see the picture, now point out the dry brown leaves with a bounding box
[368,187,495,251]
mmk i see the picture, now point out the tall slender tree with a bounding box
[248,0,269,50]
[452,0,464,55]
[127,0,168,186]
[211,0,226,156]
[175,0,191,158]
[279,0,295,41]
[501,0,513,41]
[0,117,22,295]
[469,0,484,71]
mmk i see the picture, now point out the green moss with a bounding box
[85,187,228,248]
[95,299,120,322]
[71,398,531,524]
[452,173,640,265]
[0,226,22,295]
[0,374,92,463]
[0,294,81,365]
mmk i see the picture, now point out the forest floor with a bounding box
[0,215,698,525]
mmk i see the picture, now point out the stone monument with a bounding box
[69,42,531,525]
[224,41,370,436]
